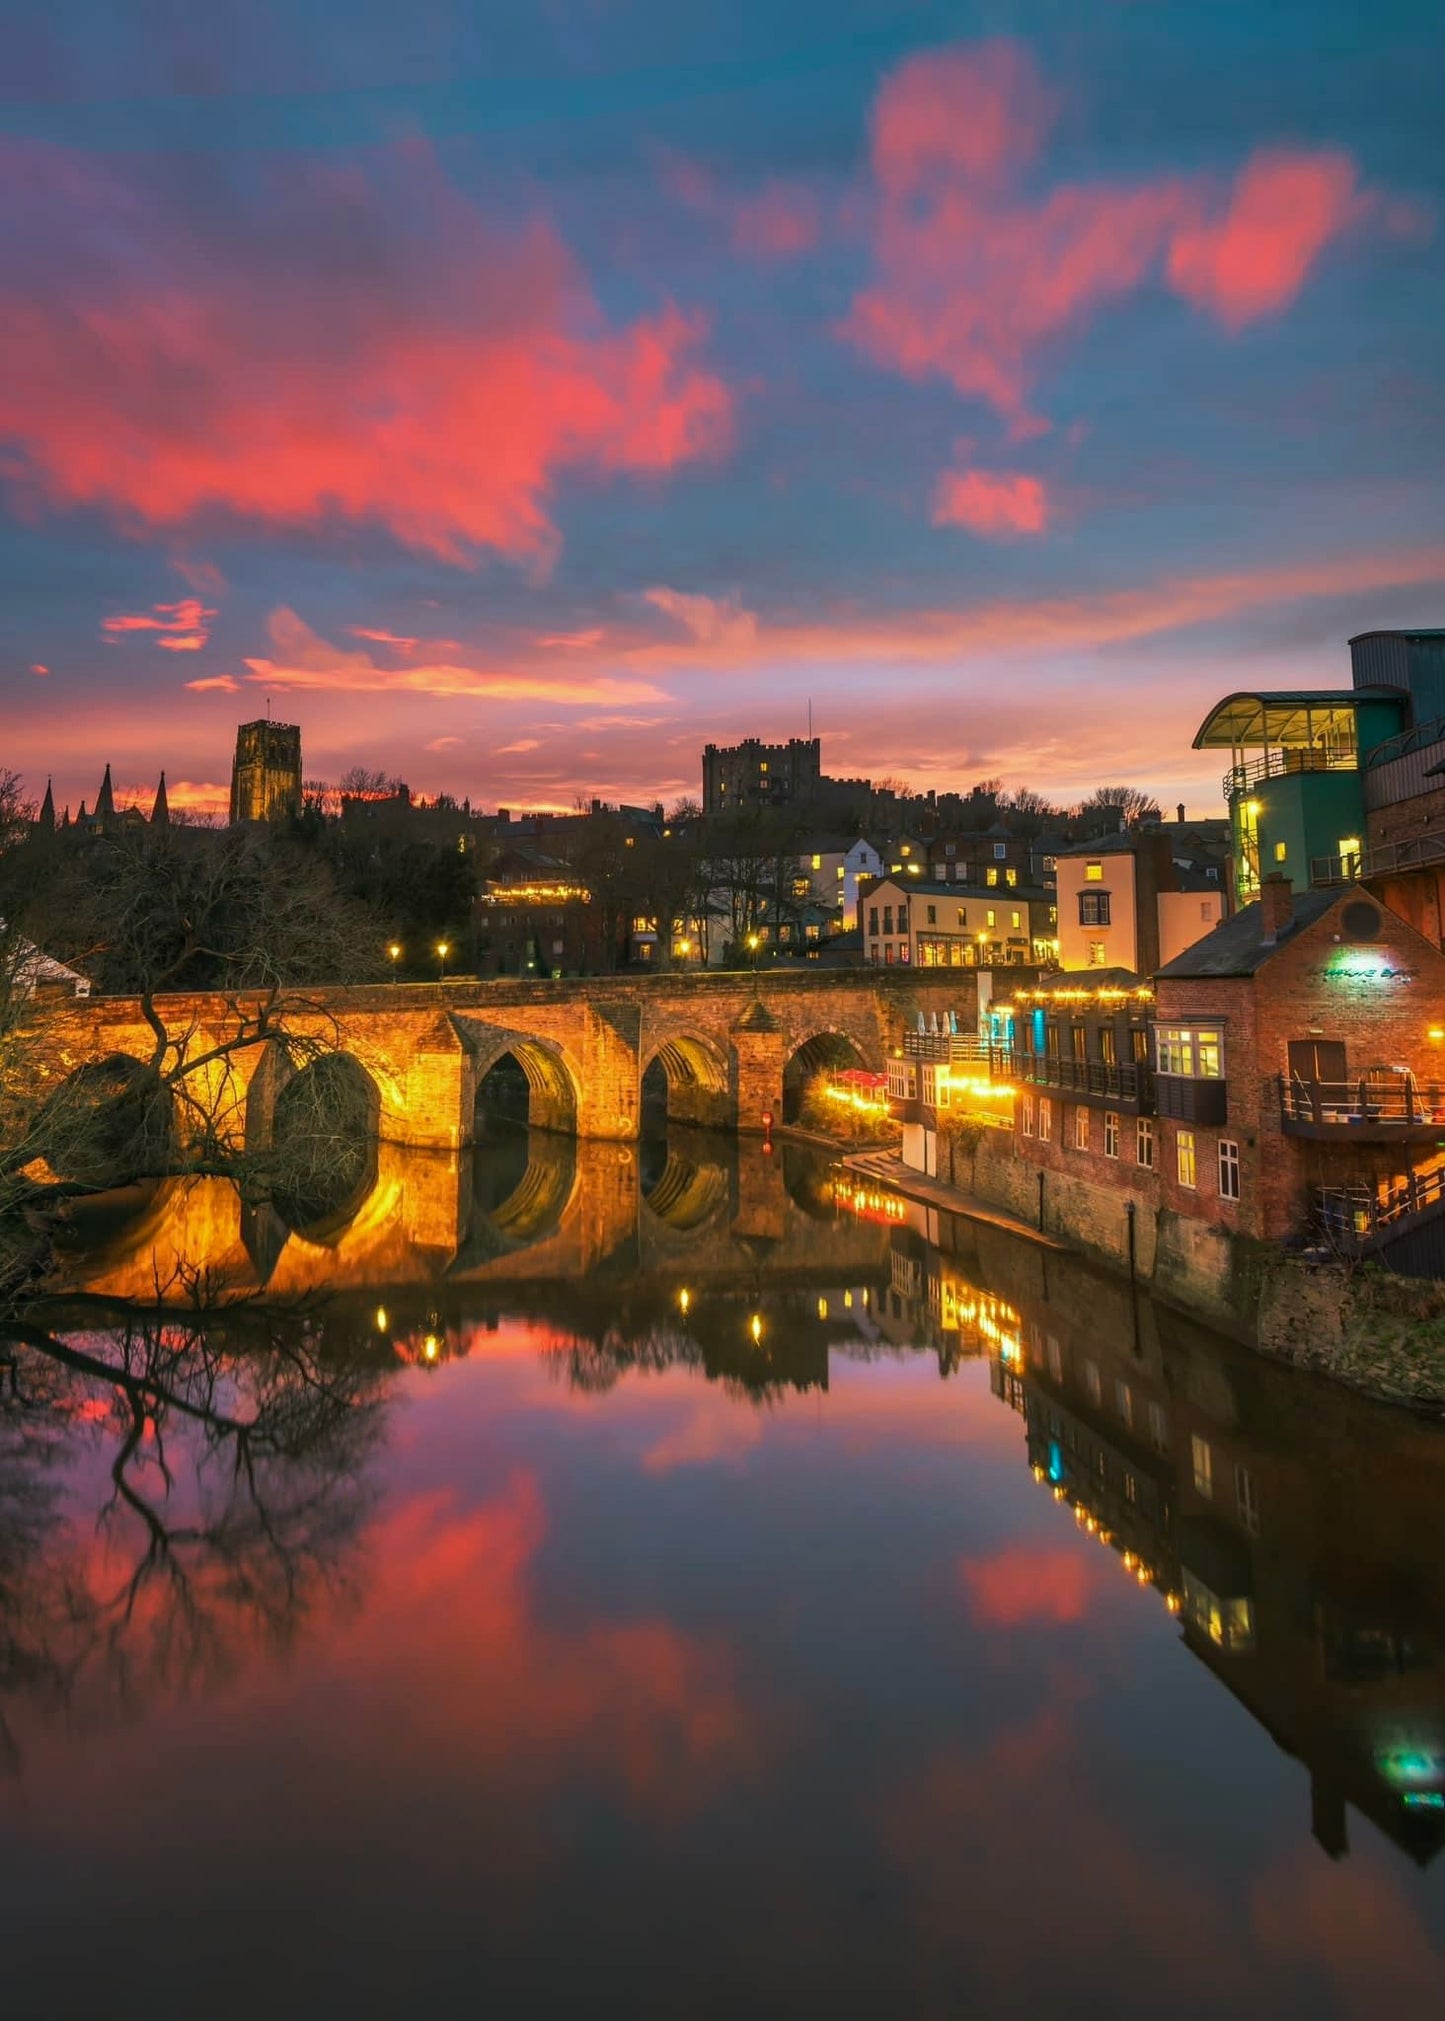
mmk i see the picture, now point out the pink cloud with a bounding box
[932,467,1051,536]
[730,183,821,260]
[846,40,1395,429]
[537,628,605,649]
[102,596,216,651]
[349,626,419,650]
[424,735,461,751]
[184,673,239,693]
[643,585,757,646]
[0,140,733,570]
[30,662,49,676]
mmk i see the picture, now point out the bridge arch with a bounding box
[38,1051,175,1187]
[640,1136,731,1232]
[472,1033,579,1136]
[641,1033,734,1131]
[269,1051,381,1243]
[781,1027,872,1125]
[465,1128,579,1260]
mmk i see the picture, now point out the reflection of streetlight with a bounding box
[676,938,691,964]
[387,942,402,971]
[678,1287,691,1314]
[436,939,450,980]
[748,1312,764,1345]
[422,1333,440,1362]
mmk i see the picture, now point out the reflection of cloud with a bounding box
[102,596,216,651]
[1248,1844,1445,2014]
[0,139,732,569]
[245,607,668,705]
[643,1402,764,1474]
[959,1544,1097,1626]
[845,39,1402,430]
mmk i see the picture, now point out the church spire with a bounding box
[95,763,115,822]
[151,771,170,827]
[36,777,55,834]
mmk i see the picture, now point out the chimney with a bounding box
[1259,872,1293,945]
[1176,802,1185,824]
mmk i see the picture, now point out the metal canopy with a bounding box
[1193,690,1371,750]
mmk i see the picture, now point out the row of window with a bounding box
[1020,1097,1242,1197]
[868,903,1032,935]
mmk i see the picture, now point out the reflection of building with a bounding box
[229,719,303,824]
[973,1247,1445,1867]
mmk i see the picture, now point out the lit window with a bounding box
[1191,1434,1213,1498]
[1115,1379,1134,1429]
[1137,1116,1155,1168]
[1104,1111,1120,1158]
[1148,1401,1168,1452]
[1156,1026,1223,1077]
[956,907,967,928]
[1235,1464,1260,1534]
[987,867,999,886]
[1088,940,1107,965]
[1219,1139,1241,1200]
[1273,841,1287,863]
[1021,1093,1034,1136]
[1006,868,1018,887]
[1074,1107,1089,1150]
[1038,1097,1053,1142]
[1085,862,1104,881]
[1011,910,1022,930]
[1083,1359,1102,1405]
[811,853,822,870]
[1177,1128,1197,1188]
[987,908,997,928]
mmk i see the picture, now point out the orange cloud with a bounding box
[959,1543,1097,1626]
[0,141,732,570]
[117,777,228,814]
[184,673,239,693]
[846,40,1393,428]
[349,626,419,650]
[245,606,669,704]
[102,596,216,651]
[643,585,758,646]
[932,467,1051,536]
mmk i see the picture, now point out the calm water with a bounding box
[3,1129,1444,2017]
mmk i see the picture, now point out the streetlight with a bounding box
[746,930,761,972]
[387,942,402,974]
[436,939,450,980]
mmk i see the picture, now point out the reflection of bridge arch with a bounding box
[470,1032,579,1135]
[40,1051,175,1186]
[641,1033,734,1130]
[782,1028,870,1123]
[460,1129,579,1263]
[640,1142,731,1232]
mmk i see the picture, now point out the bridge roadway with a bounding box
[41,967,978,1148]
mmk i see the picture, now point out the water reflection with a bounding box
[5,1139,1445,2011]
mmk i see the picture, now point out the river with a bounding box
[2,1127,1443,2016]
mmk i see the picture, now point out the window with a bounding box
[987,867,999,886]
[1006,868,1018,888]
[1020,1093,1034,1135]
[1219,1139,1241,1200]
[926,904,937,925]
[1191,1434,1213,1498]
[1273,841,1287,863]
[956,906,967,928]
[882,906,894,934]
[1083,1360,1102,1405]
[1104,1111,1120,1158]
[1047,1336,1062,1381]
[1071,1026,1087,1062]
[811,853,822,870]
[1156,1026,1223,1077]
[1088,941,1107,965]
[868,907,878,936]
[1235,1464,1260,1535]
[1201,901,1213,919]
[1038,1098,1053,1142]
[1124,1471,1139,1505]
[1099,1027,1117,1066]
[994,842,1007,860]
[1147,1401,1168,1453]
[884,943,895,964]
[1177,1129,1197,1188]
[1084,861,1104,881]
[1074,1107,1089,1150]
[1011,910,1022,930]
[945,841,957,858]
[1115,1379,1134,1429]
[987,908,997,928]
[1078,891,1112,926]
[1137,1116,1155,1168]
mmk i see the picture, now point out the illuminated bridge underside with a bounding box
[42,971,973,1147]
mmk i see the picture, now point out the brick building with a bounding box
[1010,878,1445,1258]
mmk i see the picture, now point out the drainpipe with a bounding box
[1125,1198,1137,1281]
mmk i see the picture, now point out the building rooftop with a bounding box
[1154,886,1340,978]
[1193,689,1404,748]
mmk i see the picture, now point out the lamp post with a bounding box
[436,939,450,981]
[387,942,402,978]
[746,930,761,972]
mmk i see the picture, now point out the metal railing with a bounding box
[1317,1166,1445,1244]
[1279,1074,1445,1130]
[1311,827,1445,888]
[1014,1053,1153,1102]
[1223,745,1357,802]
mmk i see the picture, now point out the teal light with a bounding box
[1376,1745,1443,1789]
[1328,949,1398,981]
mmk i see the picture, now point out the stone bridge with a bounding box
[39,968,977,1149]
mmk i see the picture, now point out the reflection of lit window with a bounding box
[1047,1336,1062,1381]
[1083,1359,1102,1406]
[1074,1107,1089,1151]
[1115,1379,1134,1429]
[1137,1116,1155,1169]
[1235,1463,1260,1535]
[1124,1471,1139,1504]
[1148,1400,1169,1452]
[1191,1434,1213,1498]
[1183,1572,1255,1652]
[1177,1129,1197,1189]
[1104,1111,1120,1159]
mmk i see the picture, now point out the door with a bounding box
[1288,1039,1347,1084]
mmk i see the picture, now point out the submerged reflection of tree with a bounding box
[0,1309,385,1773]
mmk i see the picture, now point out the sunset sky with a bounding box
[2,1,1442,822]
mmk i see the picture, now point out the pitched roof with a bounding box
[1154,887,1339,978]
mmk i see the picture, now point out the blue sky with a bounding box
[1,1,1442,818]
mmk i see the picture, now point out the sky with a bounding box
[1,0,1442,823]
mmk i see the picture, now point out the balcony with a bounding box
[1311,827,1445,889]
[1156,1073,1228,1126]
[1317,1166,1445,1252]
[903,1030,991,1063]
[1222,744,1356,803]
[1015,1052,1155,1114]
[1279,1072,1445,1143]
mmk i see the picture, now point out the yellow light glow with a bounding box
[436,941,450,959]
[749,1313,763,1344]
[387,943,402,961]
[422,1333,440,1362]
[374,1305,388,1331]
[481,881,592,905]
[678,1288,691,1314]
[1430,1028,1445,1043]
